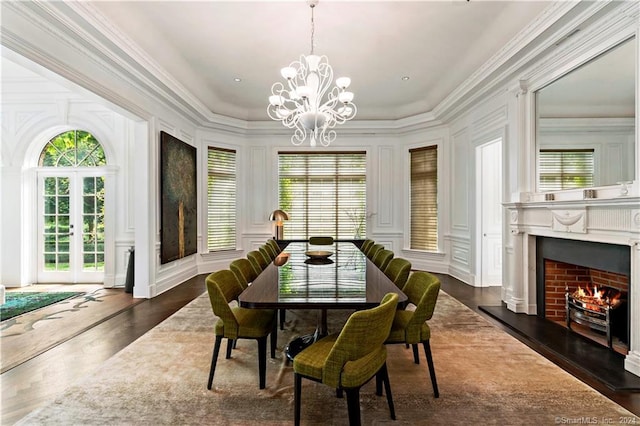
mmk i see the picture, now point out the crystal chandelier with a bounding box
[267,0,356,147]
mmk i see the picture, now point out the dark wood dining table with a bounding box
[238,241,407,359]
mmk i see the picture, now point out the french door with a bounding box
[37,171,105,283]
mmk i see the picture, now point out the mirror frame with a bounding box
[527,25,638,200]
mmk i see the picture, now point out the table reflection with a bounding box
[278,242,366,303]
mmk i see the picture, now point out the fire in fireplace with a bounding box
[566,284,627,349]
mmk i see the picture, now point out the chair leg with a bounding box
[226,338,234,359]
[380,363,396,420]
[257,336,267,389]
[375,372,382,396]
[294,373,302,426]
[412,343,420,364]
[271,321,277,359]
[207,335,223,390]
[345,388,362,425]
[423,340,439,398]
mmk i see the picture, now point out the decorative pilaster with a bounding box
[506,209,529,313]
[625,240,640,377]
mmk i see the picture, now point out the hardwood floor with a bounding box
[1,276,206,425]
[2,273,638,425]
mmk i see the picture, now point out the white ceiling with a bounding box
[89,1,552,122]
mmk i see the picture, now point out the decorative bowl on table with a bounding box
[304,250,333,260]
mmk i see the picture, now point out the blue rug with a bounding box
[1,292,84,321]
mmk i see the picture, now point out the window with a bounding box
[538,149,594,191]
[410,146,438,251]
[207,147,236,251]
[39,130,106,167]
[278,152,366,239]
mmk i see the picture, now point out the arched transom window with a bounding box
[39,130,106,167]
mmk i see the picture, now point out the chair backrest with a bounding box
[259,245,276,262]
[403,271,441,342]
[309,236,334,245]
[322,293,399,388]
[372,249,394,270]
[360,239,374,254]
[206,270,244,339]
[366,244,383,260]
[383,258,412,290]
[229,258,259,288]
[266,239,282,255]
[247,250,269,271]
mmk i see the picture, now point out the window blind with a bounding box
[410,146,438,251]
[207,147,236,251]
[539,149,594,192]
[278,152,367,240]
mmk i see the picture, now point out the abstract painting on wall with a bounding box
[160,131,197,264]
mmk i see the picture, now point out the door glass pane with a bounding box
[42,177,71,272]
[82,176,105,271]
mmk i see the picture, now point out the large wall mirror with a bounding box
[535,36,636,193]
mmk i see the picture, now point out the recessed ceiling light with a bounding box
[234,77,242,82]
[401,76,410,81]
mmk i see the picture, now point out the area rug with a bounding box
[1,288,142,373]
[16,291,639,425]
[1,292,83,321]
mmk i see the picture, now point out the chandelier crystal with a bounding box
[267,0,356,147]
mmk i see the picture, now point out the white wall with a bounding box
[0,55,205,299]
[1,58,134,288]
[1,1,637,301]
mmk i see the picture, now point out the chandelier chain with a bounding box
[310,5,315,55]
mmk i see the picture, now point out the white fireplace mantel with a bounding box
[504,196,640,377]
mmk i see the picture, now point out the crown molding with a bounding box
[2,1,635,136]
[434,1,614,123]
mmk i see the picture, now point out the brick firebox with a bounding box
[544,259,629,322]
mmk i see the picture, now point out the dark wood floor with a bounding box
[2,273,638,425]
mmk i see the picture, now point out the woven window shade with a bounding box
[278,152,367,239]
[539,149,594,191]
[410,146,438,251]
[207,147,236,251]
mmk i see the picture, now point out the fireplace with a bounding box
[537,237,631,352]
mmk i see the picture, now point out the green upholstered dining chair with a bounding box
[293,293,399,426]
[247,250,269,271]
[366,244,383,260]
[385,271,441,398]
[266,238,282,255]
[263,241,279,259]
[258,245,274,262]
[206,270,277,390]
[383,258,412,291]
[229,258,259,289]
[372,249,394,271]
[308,236,334,245]
[360,239,374,254]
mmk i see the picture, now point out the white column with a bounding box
[132,120,153,299]
[506,212,528,313]
[624,238,640,376]
[1,166,24,286]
